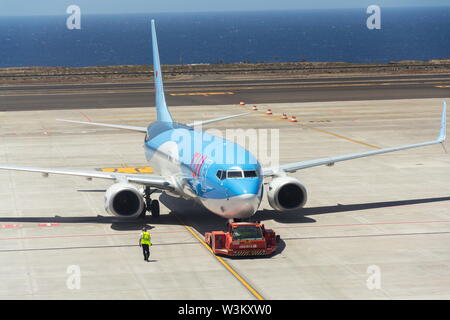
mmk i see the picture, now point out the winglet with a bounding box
[438,101,446,142]
[151,20,173,122]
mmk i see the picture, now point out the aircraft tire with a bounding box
[150,200,160,218]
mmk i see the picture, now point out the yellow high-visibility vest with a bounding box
[141,232,151,245]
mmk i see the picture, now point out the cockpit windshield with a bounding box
[216,169,258,180]
[227,171,243,178]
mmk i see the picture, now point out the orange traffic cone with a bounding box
[266,109,273,115]
[240,101,245,106]
[252,105,258,111]
[290,116,298,122]
[281,113,288,119]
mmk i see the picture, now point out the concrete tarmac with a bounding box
[0,97,449,299]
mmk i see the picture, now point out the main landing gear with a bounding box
[140,186,160,219]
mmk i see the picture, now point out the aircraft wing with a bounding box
[57,119,147,132]
[0,165,174,190]
[187,112,251,127]
[263,103,446,176]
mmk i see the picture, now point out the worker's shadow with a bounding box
[109,214,175,231]
[110,220,155,231]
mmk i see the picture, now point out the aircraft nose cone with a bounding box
[203,193,261,219]
[241,181,261,195]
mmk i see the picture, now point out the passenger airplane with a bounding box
[0,20,446,220]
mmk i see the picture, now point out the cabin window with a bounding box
[216,170,224,180]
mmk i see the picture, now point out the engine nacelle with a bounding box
[267,177,307,211]
[104,183,145,218]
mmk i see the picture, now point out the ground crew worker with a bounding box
[139,227,152,261]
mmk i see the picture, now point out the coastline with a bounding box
[0,59,449,85]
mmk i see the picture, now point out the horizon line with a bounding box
[0,5,449,17]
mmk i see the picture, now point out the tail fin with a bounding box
[151,20,173,122]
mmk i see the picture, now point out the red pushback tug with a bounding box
[205,222,280,256]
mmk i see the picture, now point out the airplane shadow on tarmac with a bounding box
[1,194,449,235]
[254,196,450,223]
[161,193,450,228]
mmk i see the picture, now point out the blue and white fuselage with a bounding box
[144,120,263,218]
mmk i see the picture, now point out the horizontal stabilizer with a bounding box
[57,119,147,132]
[187,112,251,127]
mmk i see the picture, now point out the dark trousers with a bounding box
[142,244,150,260]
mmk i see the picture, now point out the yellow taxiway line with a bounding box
[245,106,381,149]
[1,80,449,97]
[170,92,234,96]
[300,124,381,149]
[174,214,265,300]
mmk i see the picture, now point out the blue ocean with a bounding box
[0,7,449,67]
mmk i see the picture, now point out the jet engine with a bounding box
[267,177,307,211]
[104,183,145,218]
